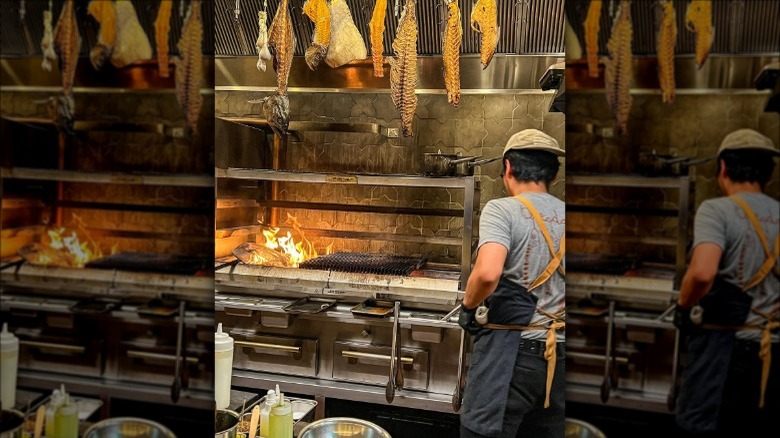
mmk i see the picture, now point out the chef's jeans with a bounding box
[460,341,565,438]
[716,340,779,437]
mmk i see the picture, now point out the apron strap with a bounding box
[730,195,780,289]
[514,195,565,292]
[483,308,565,409]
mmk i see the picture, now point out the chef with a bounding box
[458,129,565,438]
[674,128,779,435]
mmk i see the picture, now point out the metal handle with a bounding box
[601,301,616,403]
[341,350,414,365]
[20,340,85,353]
[234,340,302,354]
[566,351,629,365]
[127,350,199,364]
[452,329,468,412]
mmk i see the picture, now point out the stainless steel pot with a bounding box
[82,417,176,438]
[565,418,606,438]
[0,410,24,438]
[215,410,239,438]
[298,417,391,438]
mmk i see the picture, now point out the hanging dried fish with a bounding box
[658,0,676,104]
[685,0,714,69]
[52,0,80,95]
[303,0,331,71]
[249,94,291,138]
[111,0,152,67]
[604,0,633,136]
[46,94,75,134]
[155,0,173,77]
[443,0,462,107]
[268,0,295,94]
[369,0,388,77]
[584,0,602,78]
[326,0,367,68]
[41,8,56,72]
[175,1,203,135]
[470,0,499,70]
[87,0,117,71]
[256,10,272,72]
[389,0,418,137]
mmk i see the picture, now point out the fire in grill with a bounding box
[299,252,427,276]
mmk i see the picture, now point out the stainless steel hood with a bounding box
[215,0,564,56]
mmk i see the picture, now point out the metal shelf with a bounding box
[1,167,213,187]
[2,116,186,137]
[217,117,397,137]
[568,174,689,189]
[217,168,477,189]
[217,225,465,246]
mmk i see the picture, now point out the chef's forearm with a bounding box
[463,272,499,309]
[677,270,714,308]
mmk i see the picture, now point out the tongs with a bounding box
[385,301,404,403]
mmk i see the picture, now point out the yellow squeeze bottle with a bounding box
[268,386,292,438]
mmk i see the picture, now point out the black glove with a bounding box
[673,304,693,331]
[458,305,482,335]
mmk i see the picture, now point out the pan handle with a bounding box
[469,156,502,167]
[449,155,481,165]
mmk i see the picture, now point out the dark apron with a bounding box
[460,277,538,437]
[676,277,753,434]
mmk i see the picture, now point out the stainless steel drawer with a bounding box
[333,341,429,390]
[115,342,213,391]
[231,331,319,377]
[18,335,103,377]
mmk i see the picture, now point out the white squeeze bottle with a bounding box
[0,323,19,409]
[259,389,277,438]
[214,323,234,410]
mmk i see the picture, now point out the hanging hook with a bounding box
[19,0,26,21]
[234,0,241,21]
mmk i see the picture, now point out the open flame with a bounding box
[248,213,332,268]
[24,215,117,268]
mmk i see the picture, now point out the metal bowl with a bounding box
[83,417,176,438]
[298,417,391,438]
[565,418,607,438]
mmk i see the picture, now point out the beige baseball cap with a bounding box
[717,129,778,156]
[503,129,565,157]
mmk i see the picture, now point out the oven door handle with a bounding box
[127,350,199,364]
[20,340,85,353]
[341,350,414,365]
[234,340,302,354]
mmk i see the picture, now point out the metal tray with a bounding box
[282,297,337,314]
[350,299,395,317]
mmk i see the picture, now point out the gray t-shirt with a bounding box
[693,193,779,341]
[478,193,565,341]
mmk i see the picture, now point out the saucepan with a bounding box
[422,153,502,177]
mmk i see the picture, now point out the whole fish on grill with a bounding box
[584,0,602,78]
[604,0,633,136]
[268,0,295,94]
[443,0,462,107]
[175,0,203,135]
[369,0,387,77]
[111,0,152,68]
[389,0,418,137]
[658,0,676,104]
[303,0,331,71]
[249,94,290,137]
[685,0,714,69]
[326,0,367,68]
[154,0,173,77]
[41,9,56,71]
[52,0,80,95]
[87,0,117,71]
[256,10,272,72]
[470,0,499,70]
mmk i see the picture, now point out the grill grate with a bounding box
[299,252,427,276]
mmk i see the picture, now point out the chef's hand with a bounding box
[458,305,482,335]
[673,304,693,331]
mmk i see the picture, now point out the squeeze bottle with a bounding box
[214,323,234,410]
[0,323,19,409]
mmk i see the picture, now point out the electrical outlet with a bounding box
[385,127,400,138]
